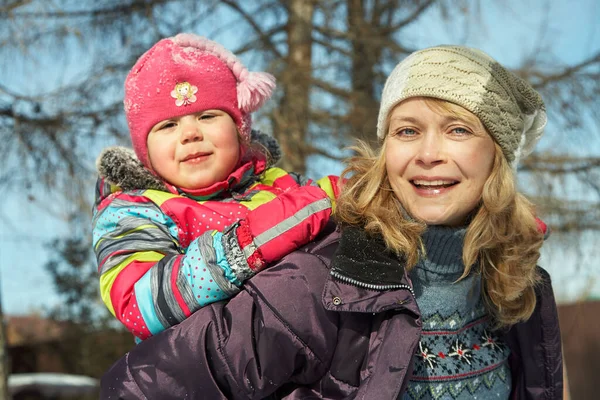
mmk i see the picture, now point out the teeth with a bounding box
[413,179,455,186]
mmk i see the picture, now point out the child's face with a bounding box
[147,110,240,190]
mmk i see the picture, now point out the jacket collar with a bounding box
[323,226,418,315]
[167,156,265,200]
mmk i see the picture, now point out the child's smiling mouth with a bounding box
[182,152,212,163]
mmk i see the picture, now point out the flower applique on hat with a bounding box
[171,82,198,106]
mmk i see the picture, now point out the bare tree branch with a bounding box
[311,36,352,57]
[520,155,600,174]
[298,141,346,161]
[381,0,436,33]
[0,0,32,14]
[232,24,287,55]
[220,0,284,58]
[1,0,176,18]
[312,77,351,98]
[530,51,600,89]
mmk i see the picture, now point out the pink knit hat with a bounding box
[124,33,276,167]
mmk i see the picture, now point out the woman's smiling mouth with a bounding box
[410,178,459,196]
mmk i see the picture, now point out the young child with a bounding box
[92,33,339,341]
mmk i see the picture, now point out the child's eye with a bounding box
[159,122,177,130]
[199,114,215,120]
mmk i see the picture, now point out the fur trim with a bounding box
[97,130,282,191]
[96,147,167,192]
[250,130,281,165]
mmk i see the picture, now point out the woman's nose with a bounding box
[416,134,445,166]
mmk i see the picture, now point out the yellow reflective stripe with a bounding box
[251,167,289,187]
[99,251,164,317]
[241,168,290,210]
[143,189,179,206]
[239,190,277,210]
[316,176,337,211]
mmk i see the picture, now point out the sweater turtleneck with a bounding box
[409,224,482,324]
[419,225,467,276]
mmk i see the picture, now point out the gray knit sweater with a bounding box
[403,226,512,400]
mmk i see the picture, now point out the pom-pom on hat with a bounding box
[124,33,276,168]
[376,45,547,166]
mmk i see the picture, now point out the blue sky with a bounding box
[1,1,599,315]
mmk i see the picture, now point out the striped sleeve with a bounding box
[93,194,240,340]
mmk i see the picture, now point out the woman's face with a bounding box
[384,98,496,226]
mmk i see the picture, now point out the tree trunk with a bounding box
[347,0,383,147]
[272,0,315,174]
[0,299,10,400]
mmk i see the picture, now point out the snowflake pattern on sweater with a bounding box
[405,302,511,399]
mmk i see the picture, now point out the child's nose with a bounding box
[180,120,203,144]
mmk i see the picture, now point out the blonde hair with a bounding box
[336,98,543,328]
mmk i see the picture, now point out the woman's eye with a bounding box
[450,127,471,135]
[399,128,417,136]
[389,127,418,138]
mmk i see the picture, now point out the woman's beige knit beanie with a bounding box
[377,45,547,166]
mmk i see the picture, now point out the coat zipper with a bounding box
[330,269,415,297]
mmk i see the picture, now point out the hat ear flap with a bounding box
[510,76,547,166]
[237,71,276,113]
[513,108,547,166]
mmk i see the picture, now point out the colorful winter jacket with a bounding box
[93,133,339,340]
[101,223,563,399]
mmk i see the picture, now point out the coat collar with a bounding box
[330,226,409,287]
[323,226,418,315]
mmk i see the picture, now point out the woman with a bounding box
[100,45,562,399]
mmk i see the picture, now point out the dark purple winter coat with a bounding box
[100,223,563,399]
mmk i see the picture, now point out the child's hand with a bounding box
[232,185,332,273]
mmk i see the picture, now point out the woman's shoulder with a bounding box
[535,265,555,299]
[508,265,561,349]
[506,265,563,397]
[536,265,551,281]
[298,221,341,257]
